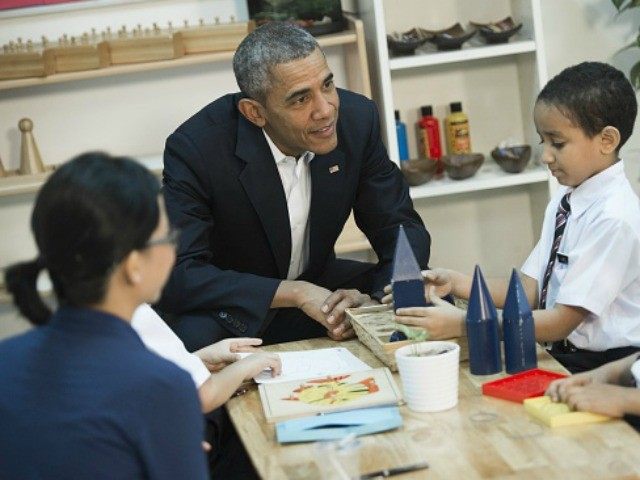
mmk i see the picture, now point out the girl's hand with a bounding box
[562,383,632,418]
[546,372,595,403]
[239,352,282,380]
[197,337,263,371]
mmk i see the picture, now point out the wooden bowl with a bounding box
[442,153,484,180]
[423,23,476,50]
[471,16,523,44]
[387,29,430,56]
[401,158,438,186]
[491,145,531,173]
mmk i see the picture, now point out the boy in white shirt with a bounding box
[386,62,640,373]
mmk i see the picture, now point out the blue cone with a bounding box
[503,269,537,374]
[392,225,427,310]
[466,265,502,375]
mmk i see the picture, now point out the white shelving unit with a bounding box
[357,0,553,201]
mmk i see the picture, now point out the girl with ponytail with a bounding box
[0,152,210,479]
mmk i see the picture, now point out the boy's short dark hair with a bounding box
[537,61,637,151]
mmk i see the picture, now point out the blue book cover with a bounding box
[276,406,403,443]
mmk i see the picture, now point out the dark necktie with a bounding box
[539,192,571,309]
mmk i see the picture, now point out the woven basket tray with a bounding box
[346,304,468,371]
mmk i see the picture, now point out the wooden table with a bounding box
[226,338,640,479]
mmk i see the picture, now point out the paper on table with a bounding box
[238,347,371,384]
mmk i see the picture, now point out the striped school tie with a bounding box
[539,192,571,309]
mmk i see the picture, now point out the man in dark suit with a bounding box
[159,21,430,352]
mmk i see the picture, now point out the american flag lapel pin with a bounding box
[329,165,340,174]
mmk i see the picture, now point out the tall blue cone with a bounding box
[392,225,427,310]
[466,265,502,375]
[503,269,537,374]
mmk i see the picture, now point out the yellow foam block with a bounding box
[523,396,610,427]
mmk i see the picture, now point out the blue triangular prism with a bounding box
[392,225,422,282]
[503,269,532,320]
[467,265,498,322]
[466,265,502,375]
[503,268,537,374]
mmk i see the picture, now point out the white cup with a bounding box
[395,341,460,412]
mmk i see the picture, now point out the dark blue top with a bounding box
[0,307,208,480]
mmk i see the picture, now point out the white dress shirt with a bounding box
[132,304,210,387]
[263,131,315,279]
[522,160,640,351]
[632,359,640,387]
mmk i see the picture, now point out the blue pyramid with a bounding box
[503,269,537,374]
[466,265,502,375]
[392,225,427,310]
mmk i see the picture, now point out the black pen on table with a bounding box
[359,461,429,479]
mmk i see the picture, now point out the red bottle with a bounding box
[418,105,443,174]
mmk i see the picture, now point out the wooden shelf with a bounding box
[0,154,161,197]
[410,161,548,200]
[0,30,358,91]
[389,38,537,71]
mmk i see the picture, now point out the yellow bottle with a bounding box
[445,102,472,154]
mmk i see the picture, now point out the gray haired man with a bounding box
[160,21,430,350]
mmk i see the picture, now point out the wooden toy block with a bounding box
[43,44,109,73]
[346,304,467,371]
[0,50,46,80]
[523,396,610,427]
[178,20,251,54]
[99,31,185,65]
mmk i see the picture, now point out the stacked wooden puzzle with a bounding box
[0,18,252,81]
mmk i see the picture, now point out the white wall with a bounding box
[0,0,351,268]
[540,0,640,193]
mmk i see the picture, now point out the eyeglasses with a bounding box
[144,227,181,248]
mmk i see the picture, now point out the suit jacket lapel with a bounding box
[309,150,347,264]
[236,116,291,279]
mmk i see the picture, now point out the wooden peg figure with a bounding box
[19,118,45,175]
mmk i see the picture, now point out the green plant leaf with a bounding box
[630,61,640,89]
[620,0,640,13]
[613,0,626,11]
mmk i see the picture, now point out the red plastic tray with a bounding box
[481,368,568,403]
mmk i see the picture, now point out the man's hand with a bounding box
[394,287,465,339]
[296,283,352,340]
[321,289,375,340]
[195,337,263,372]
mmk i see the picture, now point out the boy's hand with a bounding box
[197,337,263,371]
[562,383,632,418]
[422,269,454,299]
[239,352,282,380]
[394,287,465,339]
[380,268,455,305]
